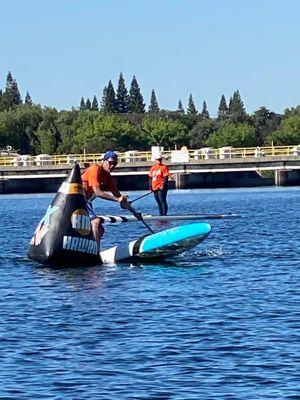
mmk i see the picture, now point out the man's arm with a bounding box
[93,185,130,210]
[92,185,123,203]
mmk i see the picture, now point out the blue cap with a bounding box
[103,151,118,160]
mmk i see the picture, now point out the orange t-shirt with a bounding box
[149,164,169,191]
[81,164,117,200]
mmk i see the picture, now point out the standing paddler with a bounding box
[81,151,130,248]
[149,153,170,216]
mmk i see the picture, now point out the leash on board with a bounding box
[130,191,152,204]
[126,204,155,234]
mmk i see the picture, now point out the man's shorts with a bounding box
[86,202,97,220]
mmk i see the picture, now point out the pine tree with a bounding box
[101,80,116,113]
[187,94,197,115]
[177,99,185,115]
[201,101,210,119]
[3,71,22,109]
[24,91,33,105]
[0,89,3,111]
[148,89,160,114]
[128,75,145,114]
[91,95,99,111]
[80,97,86,110]
[115,72,129,113]
[86,98,92,110]
[228,90,246,115]
[100,87,107,112]
[217,94,228,119]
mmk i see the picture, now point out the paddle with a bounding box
[126,204,155,234]
[130,191,152,204]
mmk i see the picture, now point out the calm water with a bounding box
[0,187,299,399]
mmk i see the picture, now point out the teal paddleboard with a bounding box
[100,222,211,263]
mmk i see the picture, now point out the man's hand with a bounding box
[118,195,130,209]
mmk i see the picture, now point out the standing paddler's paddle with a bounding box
[130,191,152,204]
[127,204,155,234]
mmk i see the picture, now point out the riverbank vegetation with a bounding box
[0,71,300,155]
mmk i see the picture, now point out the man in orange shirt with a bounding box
[81,151,130,248]
[149,154,170,215]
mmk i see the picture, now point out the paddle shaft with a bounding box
[127,205,155,234]
[130,192,152,204]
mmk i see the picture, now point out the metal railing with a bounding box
[0,145,299,167]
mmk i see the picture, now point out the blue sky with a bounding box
[1,0,299,115]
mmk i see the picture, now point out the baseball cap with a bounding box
[103,150,118,160]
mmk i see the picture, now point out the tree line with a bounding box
[0,71,300,155]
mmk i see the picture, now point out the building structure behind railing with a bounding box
[0,145,300,167]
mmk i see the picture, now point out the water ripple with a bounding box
[0,188,299,399]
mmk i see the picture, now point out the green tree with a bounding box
[141,117,188,148]
[56,109,79,153]
[267,114,300,145]
[2,71,22,109]
[35,108,61,154]
[177,99,185,115]
[187,94,197,115]
[0,90,4,112]
[217,94,228,120]
[129,75,145,113]
[282,105,300,118]
[24,91,33,106]
[228,90,247,123]
[189,119,218,148]
[0,105,43,153]
[73,114,140,152]
[115,72,129,113]
[251,107,281,145]
[66,109,97,152]
[86,98,92,110]
[0,113,7,147]
[206,122,257,148]
[148,89,160,114]
[101,80,116,114]
[80,97,86,110]
[91,96,99,111]
[200,101,210,120]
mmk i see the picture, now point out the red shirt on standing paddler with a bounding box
[149,159,169,191]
